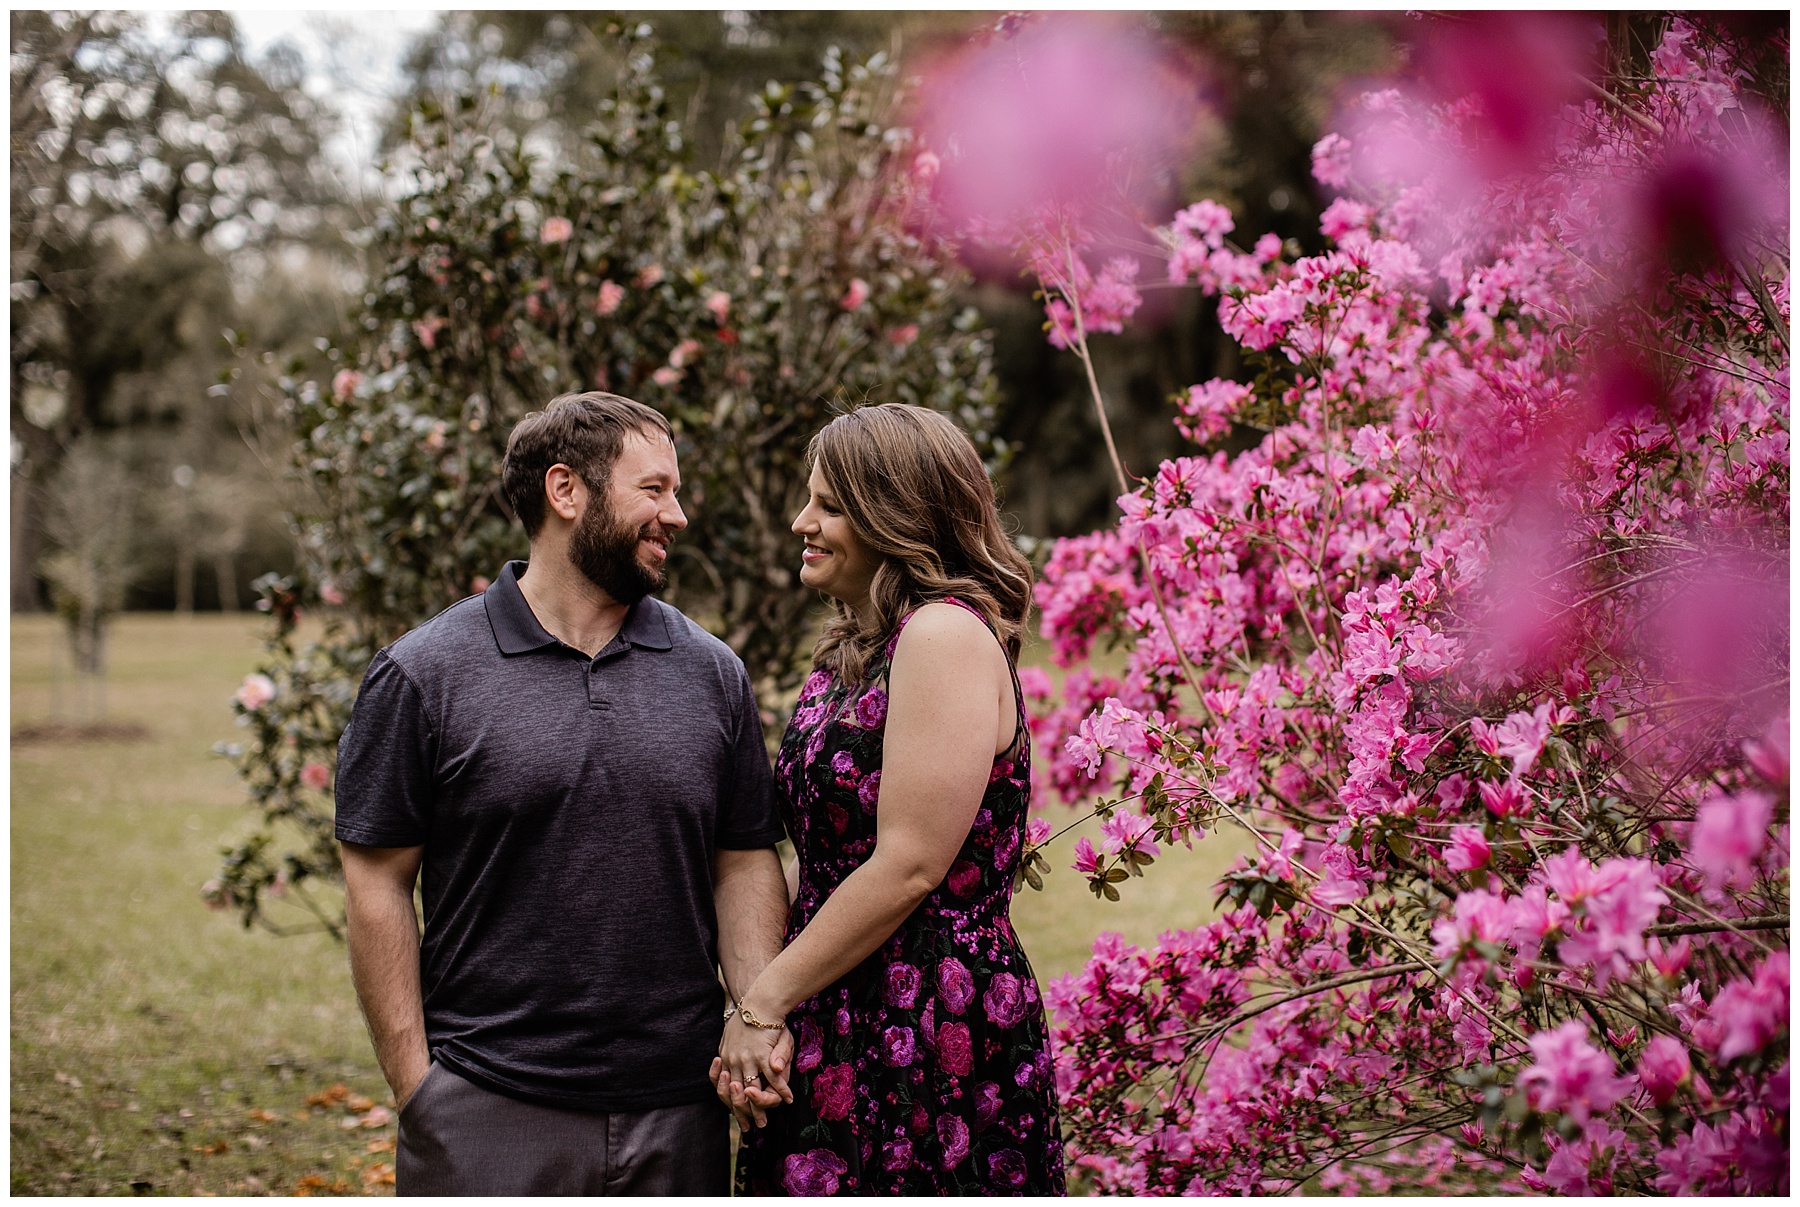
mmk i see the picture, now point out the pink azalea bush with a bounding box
[973,16,1787,1194]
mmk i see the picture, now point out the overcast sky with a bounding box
[228,9,443,180]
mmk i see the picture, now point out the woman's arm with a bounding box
[718,603,1011,1081]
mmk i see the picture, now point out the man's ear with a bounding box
[543,464,586,524]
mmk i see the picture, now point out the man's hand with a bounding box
[342,841,430,1107]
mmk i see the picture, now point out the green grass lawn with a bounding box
[12,612,1248,1195]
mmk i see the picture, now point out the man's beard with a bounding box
[568,494,670,606]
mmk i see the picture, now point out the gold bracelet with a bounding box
[737,1004,785,1031]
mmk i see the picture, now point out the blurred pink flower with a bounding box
[300,761,331,791]
[1689,789,1773,892]
[1025,817,1052,847]
[470,576,490,594]
[411,317,446,350]
[1743,716,1788,785]
[635,263,665,288]
[331,369,363,401]
[912,12,1206,236]
[704,290,731,323]
[1636,1035,1691,1105]
[539,216,574,244]
[668,339,703,369]
[235,673,276,712]
[840,278,870,310]
[320,580,346,606]
[651,366,683,387]
[595,280,625,316]
[910,150,940,181]
[887,324,919,348]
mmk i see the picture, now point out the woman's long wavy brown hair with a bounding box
[808,404,1034,683]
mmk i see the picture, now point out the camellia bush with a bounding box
[206,26,1003,932]
[956,15,1787,1195]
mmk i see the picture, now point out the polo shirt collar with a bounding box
[485,560,674,655]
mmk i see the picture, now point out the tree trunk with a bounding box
[175,532,195,614]
[214,552,238,612]
[11,455,43,611]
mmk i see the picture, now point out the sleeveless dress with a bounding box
[735,599,1067,1196]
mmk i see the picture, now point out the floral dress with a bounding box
[735,599,1066,1196]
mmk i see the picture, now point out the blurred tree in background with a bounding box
[9,10,346,646]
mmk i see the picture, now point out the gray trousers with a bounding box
[396,1062,730,1196]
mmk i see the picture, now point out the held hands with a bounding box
[711,1013,794,1130]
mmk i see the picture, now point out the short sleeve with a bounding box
[334,651,436,847]
[715,664,785,850]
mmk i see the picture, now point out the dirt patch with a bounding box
[13,721,152,745]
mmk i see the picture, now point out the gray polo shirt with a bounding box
[334,560,784,1111]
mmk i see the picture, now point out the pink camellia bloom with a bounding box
[1445,825,1491,872]
[840,278,870,310]
[703,290,731,323]
[1636,1035,1691,1105]
[1518,1021,1632,1126]
[299,761,330,791]
[1689,789,1774,892]
[887,324,919,347]
[235,673,277,712]
[539,216,573,244]
[595,281,625,316]
[651,366,682,387]
[331,369,363,401]
[668,339,703,369]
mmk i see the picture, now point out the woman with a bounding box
[713,404,1066,1195]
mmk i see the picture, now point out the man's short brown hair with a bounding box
[501,392,674,537]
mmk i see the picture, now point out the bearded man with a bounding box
[335,392,791,1195]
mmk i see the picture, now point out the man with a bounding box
[336,392,791,1195]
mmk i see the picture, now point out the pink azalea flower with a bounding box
[1705,952,1788,1063]
[1099,811,1159,858]
[703,290,731,323]
[319,580,346,606]
[299,761,330,791]
[634,263,664,288]
[1025,817,1052,847]
[1689,789,1773,892]
[886,324,919,347]
[1743,716,1788,784]
[1635,1035,1690,1105]
[539,216,573,244]
[470,576,490,595]
[1071,836,1102,875]
[330,369,363,401]
[1518,1021,1632,1126]
[651,366,682,387]
[1444,825,1491,872]
[668,339,703,369]
[840,278,870,310]
[595,280,625,315]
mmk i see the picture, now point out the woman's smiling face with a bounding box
[792,463,880,610]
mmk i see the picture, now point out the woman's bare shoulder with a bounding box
[891,601,1003,669]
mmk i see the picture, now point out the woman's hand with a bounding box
[712,1023,793,1129]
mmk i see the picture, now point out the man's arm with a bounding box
[342,840,430,1107]
[713,845,793,1125]
[713,845,788,1004]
